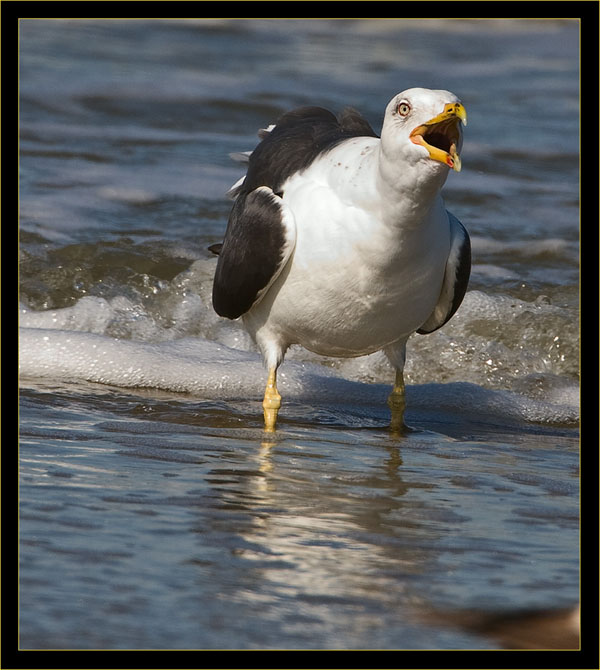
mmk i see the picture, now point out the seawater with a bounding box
[19,19,579,650]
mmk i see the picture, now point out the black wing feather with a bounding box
[212,189,292,319]
[417,213,471,334]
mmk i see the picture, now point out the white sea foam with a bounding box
[19,260,579,429]
[19,325,579,426]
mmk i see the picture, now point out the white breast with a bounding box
[243,141,452,358]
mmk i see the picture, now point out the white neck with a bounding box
[375,141,449,228]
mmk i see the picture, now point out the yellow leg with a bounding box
[387,369,407,434]
[262,367,281,433]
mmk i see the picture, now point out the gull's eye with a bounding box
[397,102,411,116]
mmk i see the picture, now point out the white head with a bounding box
[380,87,467,179]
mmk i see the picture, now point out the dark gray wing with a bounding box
[212,187,296,320]
[417,212,471,334]
[336,106,378,137]
[213,105,378,320]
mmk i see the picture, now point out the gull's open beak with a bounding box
[409,102,467,172]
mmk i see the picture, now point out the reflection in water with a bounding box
[19,384,578,649]
[193,430,457,647]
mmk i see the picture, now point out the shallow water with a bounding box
[19,19,579,650]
